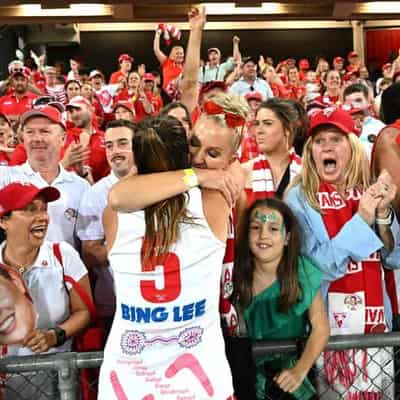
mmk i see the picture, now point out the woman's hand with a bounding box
[358,187,381,225]
[274,366,306,393]
[23,329,57,353]
[373,170,397,216]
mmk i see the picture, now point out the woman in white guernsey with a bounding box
[99,116,235,400]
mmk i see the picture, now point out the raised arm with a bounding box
[232,35,241,65]
[109,167,242,213]
[180,6,206,114]
[153,29,167,65]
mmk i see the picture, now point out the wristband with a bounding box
[182,168,199,188]
[52,326,67,347]
[376,208,393,225]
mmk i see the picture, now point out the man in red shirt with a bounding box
[63,96,110,183]
[153,30,184,98]
[0,68,38,127]
[109,54,133,85]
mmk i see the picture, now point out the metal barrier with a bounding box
[1,333,400,399]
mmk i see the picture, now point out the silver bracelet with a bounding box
[376,209,393,225]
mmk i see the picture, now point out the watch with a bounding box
[52,326,67,347]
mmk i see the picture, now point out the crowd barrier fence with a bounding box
[1,332,400,399]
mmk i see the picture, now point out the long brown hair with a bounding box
[234,198,303,312]
[133,116,191,267]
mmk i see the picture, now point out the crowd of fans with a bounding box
[0,5,400,400]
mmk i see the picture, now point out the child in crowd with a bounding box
[234,198,329,400]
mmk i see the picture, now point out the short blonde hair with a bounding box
[202,92,249,153]
[289,131,370,211]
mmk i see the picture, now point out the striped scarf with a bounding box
[245,149,301,206]
[319,183,388,399]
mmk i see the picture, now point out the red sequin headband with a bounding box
[203,100,246,128]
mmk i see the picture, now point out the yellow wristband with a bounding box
[182,168,199,188]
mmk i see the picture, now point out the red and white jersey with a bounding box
[99,188,234,400]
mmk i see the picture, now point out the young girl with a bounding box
[234,198,329,400]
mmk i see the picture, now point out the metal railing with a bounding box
[1,333,400,399]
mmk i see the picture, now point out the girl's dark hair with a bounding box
[64,79,81,91]
[256,98,298,146]
[234,198,302,312]
[133,115,190,266]
[160,102,193,130]
[286,99,308,156]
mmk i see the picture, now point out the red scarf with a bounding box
[319,182,386,334]
[245,149,301,207]
[320,183,389,398]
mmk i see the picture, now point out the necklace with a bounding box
[2,249,32,275]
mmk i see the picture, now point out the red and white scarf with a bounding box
[245,148,301,206]
[220,214,238,336]
[319,183,390,399]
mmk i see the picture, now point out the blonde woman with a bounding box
[286,107,399,399]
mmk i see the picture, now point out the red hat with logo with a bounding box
[308,107,358,137]
[143,73,155,82]
[347,51,358,59]
[118,54,133,63]
[343,70,360,82]
[244,91,263,102]
[66,96,92,110]
[113,100,135,114]
[382,63,392,71]
[333,56,344,64]
[0,182,60,218]
[20,106,65,130]
[299,58,310,70]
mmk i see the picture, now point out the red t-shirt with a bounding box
[109,71,127,85]
[62,127,110,182]
[0,92,38,117]
[284,84,306,101]
[135,92,164,122]
[162,58,183,90]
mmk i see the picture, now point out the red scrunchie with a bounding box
[203,100,245,128]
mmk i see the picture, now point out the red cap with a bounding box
[118,54,133,63]
[66,96,92,110]
[299,58,310,69]
[308,107,358,137]
[286,58,296,65]
[199,81,227,97]
[11,67,31,79]
[143,73,155,82]
[382,63,392,71]
[343,70,360,81]
[333,56,344,64]
[20,106,65,130]
[244,91,263,102]
[0,182,60,218]
[113,100,135,114]
[348,51,358,59]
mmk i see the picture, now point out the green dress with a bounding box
[243,256,322,400]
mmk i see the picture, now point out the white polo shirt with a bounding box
[0,162,90,248]
[76,171,118,318]
[76,171,118,241]
[1,240,87,356]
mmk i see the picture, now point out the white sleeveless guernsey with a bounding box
[98,188,235,400]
